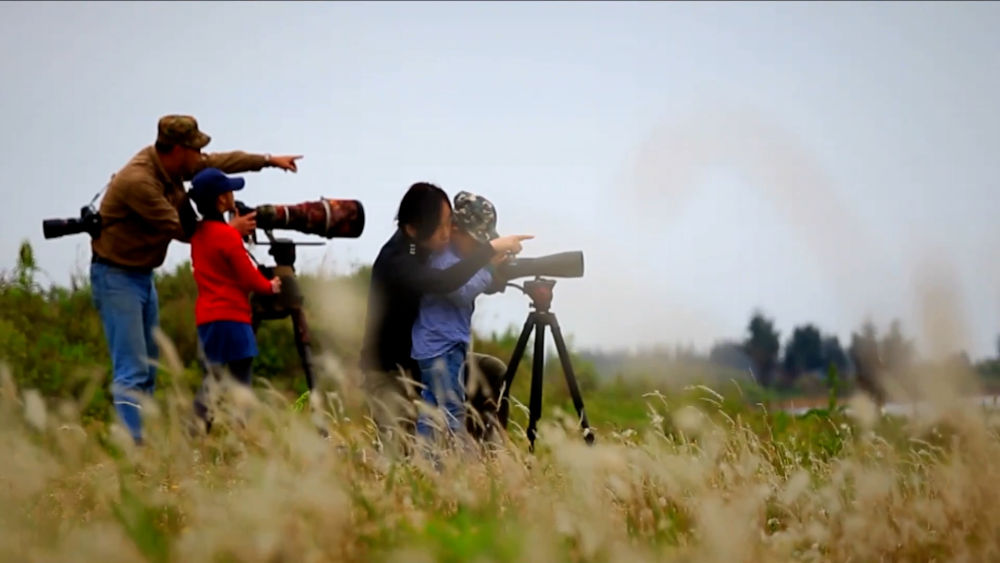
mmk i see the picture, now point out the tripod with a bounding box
[249,235,325,392]
[497,277,595,452]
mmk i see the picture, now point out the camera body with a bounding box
[42,205,103,240]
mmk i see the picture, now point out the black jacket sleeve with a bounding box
[384,242,495,294]
[483,265,507,295]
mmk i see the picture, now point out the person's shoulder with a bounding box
[112,146,157,184]
[191,219,214,239]
[216,221,243,241]
[196,220,241,241]
[110,167,147,189]
[374,232,407,264]
[189,220,207,247]
[109,163,165,200]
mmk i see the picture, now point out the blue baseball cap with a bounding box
[189,168,244,204]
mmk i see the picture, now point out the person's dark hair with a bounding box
[155,141,175,154]
[192,194,220,218]
[396,182,451,241]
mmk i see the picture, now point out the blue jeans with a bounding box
[415,343,467,440]
[90,262,159,443]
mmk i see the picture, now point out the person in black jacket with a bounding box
[360,182,531,452]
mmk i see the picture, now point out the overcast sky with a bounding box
[2,1,998,359]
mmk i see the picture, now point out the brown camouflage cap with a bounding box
[453,191,500,243]
[156,115,211,150]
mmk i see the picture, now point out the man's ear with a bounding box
[403,224,417,239]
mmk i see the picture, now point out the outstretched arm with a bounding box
[382,234,533,295]
[384,244,495,295]
[199,152,302,174]
[426,250,495,307]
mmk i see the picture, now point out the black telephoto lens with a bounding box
[42,218,83,240]
[497,251,585,281]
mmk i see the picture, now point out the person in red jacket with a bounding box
[188,167,281,432]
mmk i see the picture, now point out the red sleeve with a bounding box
[222,228,274,295]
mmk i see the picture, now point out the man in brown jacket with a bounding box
[90,114,301,444]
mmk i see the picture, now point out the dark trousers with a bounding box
[193,357,254,434]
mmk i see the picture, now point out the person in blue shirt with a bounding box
[411,191,505,444]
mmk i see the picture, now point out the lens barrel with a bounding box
[497,251,584,280]
[253,199,365,239]
[42,218,84,240]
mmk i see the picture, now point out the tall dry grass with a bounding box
[3,339,1000,563]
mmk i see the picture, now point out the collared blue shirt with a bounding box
[411,245,493,361]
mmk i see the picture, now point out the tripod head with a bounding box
[246,227,327,268]
[254,231,326,270]
[244,229,324,322]
[264,238,298,268]
[510,277,558,313]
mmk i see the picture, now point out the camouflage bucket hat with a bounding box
[453,191,499,244]
[157,115,211,150]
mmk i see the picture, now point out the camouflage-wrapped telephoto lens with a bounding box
[253,199,365,239]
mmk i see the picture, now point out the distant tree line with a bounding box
[730,311,923,403]
[583,309,1000,405]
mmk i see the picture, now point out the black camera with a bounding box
[42,205,102,240]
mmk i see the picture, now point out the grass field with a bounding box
[4,342,1000,563]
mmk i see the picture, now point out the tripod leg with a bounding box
[290,308,316,391]
[497,315,534,428]
[290,308,330,439]
[549,315,595,445]
[526,319,546,453]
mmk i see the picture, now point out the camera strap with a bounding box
[88,174,114,209]
[244,246,262,268]
[89,174,128,233]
